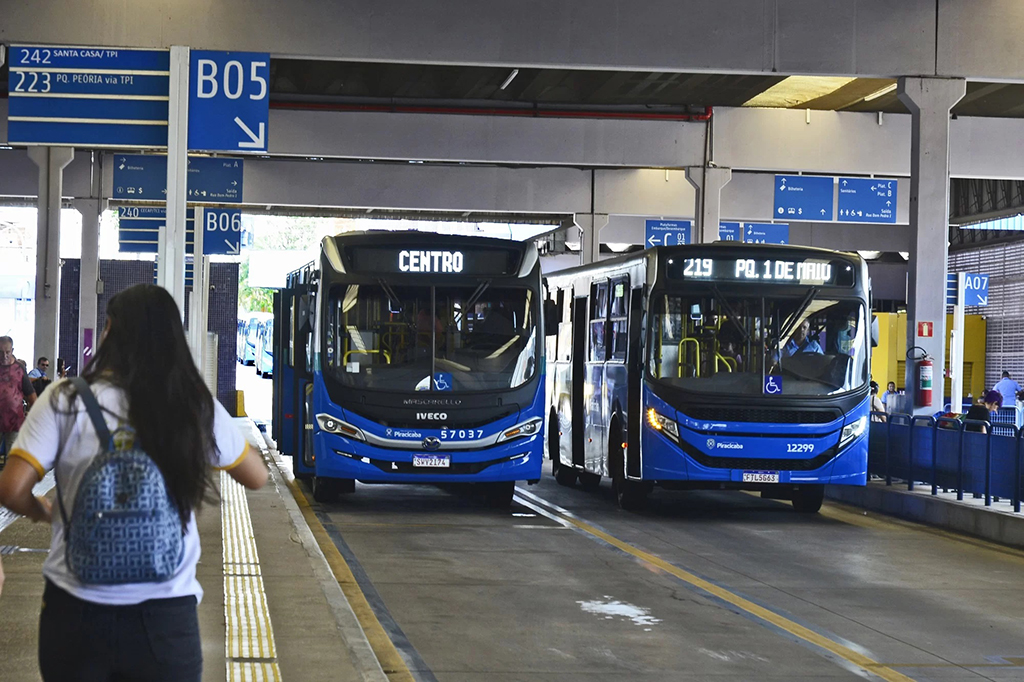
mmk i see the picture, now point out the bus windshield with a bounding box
[648,291,868,396]
[324,283,538,393]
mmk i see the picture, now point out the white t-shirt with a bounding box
[10,378,247,605]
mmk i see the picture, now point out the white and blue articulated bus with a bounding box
[273,232,546,507]
[544,243,875,513]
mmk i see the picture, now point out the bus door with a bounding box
[271,290,286,447]
[292,283,317,475]
[571,296,588,468]
[626,286,643,479]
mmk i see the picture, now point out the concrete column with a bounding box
[686,166,732,243]
[897,77,966,414]
[574,213,609,265]
[74,197,103,375]
[28,146,74,371]
[161,45,190,318]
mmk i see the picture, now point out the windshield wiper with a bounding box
[377,278,404,313]
[710,285,752,344]
[780,287,819,341]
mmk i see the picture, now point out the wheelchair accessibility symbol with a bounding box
[763,375,783,395]
[433,372,453,391]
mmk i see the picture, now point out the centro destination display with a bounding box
[669,256,855,286]
[348,246,520,276]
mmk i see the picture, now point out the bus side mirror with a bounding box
[870,314,879,348]
[544,299,559,336]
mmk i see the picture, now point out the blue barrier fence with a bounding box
[869,411,1024,512]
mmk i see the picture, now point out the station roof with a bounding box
[265,60,1024,119]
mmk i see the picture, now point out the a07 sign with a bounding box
[188,50,270,154]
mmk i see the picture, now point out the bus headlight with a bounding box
[839,416,868,449]
[647,409,679,443]
[316,414,366,441]
[498,418,543,444]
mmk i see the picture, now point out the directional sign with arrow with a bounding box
[113,154,243,202]
[202,208,243,255]
[837,177,897,223]
[645,219,691,248]
[962,273,989,307]
[773,175,834,222]
[188,50,270,153]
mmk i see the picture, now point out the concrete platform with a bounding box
[828,479,1024,550]
[0,420,382,682]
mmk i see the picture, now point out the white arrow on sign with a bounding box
[225,240,241,255]
[647,235,660,246]
[235,117,266,149]
[977,295,988,306]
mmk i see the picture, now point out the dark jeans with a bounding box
[39,580,202,682]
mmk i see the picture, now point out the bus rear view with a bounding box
[547,244,873,512]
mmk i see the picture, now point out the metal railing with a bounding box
[870,411,1024,512]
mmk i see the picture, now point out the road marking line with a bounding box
[284,477,417,682]
[515,488,916,682]
[221,472,282,682]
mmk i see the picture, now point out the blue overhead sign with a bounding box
[119,207,195,254]
[963,273,989,307]
[837,177,897,223]
[719,222,788,244]
[645,219,691,248]
[202,209,243,255]
[774,175,833,221]
[718,222,740,241]
[7,45,170,148]
[742,222,789,245]
[113,155,243,202]
[188,50,270,153]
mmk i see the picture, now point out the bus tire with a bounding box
[483,481,515,508]
[791,485,824,513]
[610,433,648,511]
[554,464,577,487]
[312,476,340,503]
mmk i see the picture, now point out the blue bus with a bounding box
[273,231,546,507]
[544,243,875,512]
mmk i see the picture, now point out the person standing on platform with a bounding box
[0,285,268,682]
[881,381,898,412]
[993,371,1021,409]
[0,336,37,465]
[28,357,49,380]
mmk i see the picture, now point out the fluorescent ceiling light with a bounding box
[499,69,519,91]
[743,76,856,108]
[863,83,897,102]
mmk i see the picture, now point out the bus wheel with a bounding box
[578,471,601,492]
[554,464,577,487]
[791,485,824,513]
[483,481,515,508]
[312,476,340,503]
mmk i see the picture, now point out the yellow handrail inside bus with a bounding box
[677,338,700,378]
[715,353,736,372]
[344,349,392,364]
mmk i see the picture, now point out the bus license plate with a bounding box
[742,471,779,483]
[413,455,451,468]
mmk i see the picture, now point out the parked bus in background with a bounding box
[238,312,271,365]
[255,318,274,377]
[273,232,545,507]
[544,243,875,513]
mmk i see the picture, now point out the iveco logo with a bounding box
[707,438,715,449]
[416,412,448,420]
[422,437,441,451]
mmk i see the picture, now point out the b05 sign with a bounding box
[188,50,270,153]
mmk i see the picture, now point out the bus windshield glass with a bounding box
[324,283,538,393]
[648,292,868,396]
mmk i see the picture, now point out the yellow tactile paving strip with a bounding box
[221,471,282,682]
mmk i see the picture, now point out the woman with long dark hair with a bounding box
[0,284,268,681]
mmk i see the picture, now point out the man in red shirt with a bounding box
[0,336,37,466]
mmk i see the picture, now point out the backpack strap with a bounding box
[53,378,114,537]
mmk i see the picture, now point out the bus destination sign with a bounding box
[347,246,521,277]
[670,256,854,287]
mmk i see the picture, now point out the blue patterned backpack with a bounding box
[54,378,185,584]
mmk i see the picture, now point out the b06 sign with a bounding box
[202,208,242,255]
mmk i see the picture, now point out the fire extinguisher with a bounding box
[908,346,933,407]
